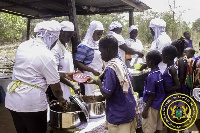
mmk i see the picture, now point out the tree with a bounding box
[192,18,200,33]
[0,13,26,44]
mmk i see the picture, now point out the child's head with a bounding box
[162,45,177,64]
[184,47,195,59]
[183,31,191,39]
[99,35,118,62]
[146,50,162,69]
[171,38,186,57]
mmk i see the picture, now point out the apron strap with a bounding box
[8,80,41,93]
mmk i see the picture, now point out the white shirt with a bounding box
[150,32,171,54]
[51,41,74,72]
[150,32,171,73]
[51,41,74,101]
[108,31,126,61]
[5,38,60,112]
[125,38,143,56]
[125,38,144,65]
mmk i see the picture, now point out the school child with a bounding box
[193,58,200,131]
[162,45,180,97]
[87,36,137,133]
[184,47,195,59]
[171,38,193,96]
[162,45,181,133]
[142,50,165,133]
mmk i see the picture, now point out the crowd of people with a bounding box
[4,17,200,133]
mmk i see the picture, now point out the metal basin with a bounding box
[50,102,81,129]
[81,95,105,118]
[86,101,105,118]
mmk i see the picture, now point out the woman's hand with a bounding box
[57,97,68,108]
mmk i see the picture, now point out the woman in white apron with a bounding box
[75,20,104,95]
[5,20,67,133]
[149,18,171,73]
[51,21,80,101]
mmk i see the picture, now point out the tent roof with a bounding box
[0,0,150,19]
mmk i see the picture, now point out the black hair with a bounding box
[162,45,178,60]
[146,50,162,65]
[185,47,195,55]
[183,31,190,36]
[99,35,118,52]
[171,38,186,55]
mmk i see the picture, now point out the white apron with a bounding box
[84,49,103,95]
[59,42,74,101]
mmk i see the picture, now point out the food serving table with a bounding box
[50,116,107,133]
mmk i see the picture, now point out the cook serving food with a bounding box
[5,20,67,133]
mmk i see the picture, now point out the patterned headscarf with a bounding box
[34,20,61,49]
[108,21,122,31]
[81,20,104,49]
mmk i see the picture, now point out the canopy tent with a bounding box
[0,0,150,55]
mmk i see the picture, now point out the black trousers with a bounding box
[9,110,47,133]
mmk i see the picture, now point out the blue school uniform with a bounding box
[100,58,136,125]
[143,67,165,110]
[162,65,178,98]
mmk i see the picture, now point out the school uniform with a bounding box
[142,67,165,133]
[100,56,137,133]
[162,65,178,97]
[51,40,74,101]
[5,38,60,133]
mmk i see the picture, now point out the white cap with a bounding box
[149,18,166,28]
[108,21,122,31]
[34,20,61,32]
[128,25,138,33]
[60,21,74,31]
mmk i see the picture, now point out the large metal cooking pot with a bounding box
[81,95,105,119]
[50,102,81,129]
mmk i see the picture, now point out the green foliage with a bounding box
[192,18,200,33]
[0,13,26,43]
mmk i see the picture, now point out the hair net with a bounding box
[128,25,138,33]
[60,21,74,31]
[108,21,122,31]
[81,20,104,49]
[34,20,61,49]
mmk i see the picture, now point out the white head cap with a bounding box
[60,21,74,31]
[34,20,61,32]
[108,21,122,31]
[34,20,61,49]
[149,18,166,28]
[128,25,138,33]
